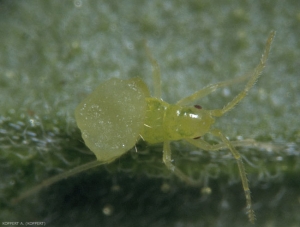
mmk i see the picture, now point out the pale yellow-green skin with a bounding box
[15,32,275,224]
[141,98,215,143]
[73,32,275,224]
[74,77,217,162]
[74,77,215,161]
[75,78,150,162]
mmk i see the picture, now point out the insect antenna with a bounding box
[211,31,276,117]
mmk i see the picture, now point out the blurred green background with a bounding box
[1,1,299,226]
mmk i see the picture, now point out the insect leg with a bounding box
[12,160,104,204]
[211,31,275,117]
[186,138,273,151]
[210,128,255,223]
[144,42,162,98]
[163,141,199,186]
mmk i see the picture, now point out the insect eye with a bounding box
[194,105,202,109]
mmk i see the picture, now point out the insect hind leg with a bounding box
[12,160,104,204]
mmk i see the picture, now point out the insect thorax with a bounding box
[140,98,215,144]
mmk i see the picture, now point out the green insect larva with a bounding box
[14,31,275,223]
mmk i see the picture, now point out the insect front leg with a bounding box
[186,138,265,151]
[209,129,255,224]
[185,131,255,223]
[185,137,229,151]
[163,141,200,186]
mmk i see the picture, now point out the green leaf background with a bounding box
[1,1,300,226]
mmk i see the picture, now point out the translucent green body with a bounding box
[75,78,149,162]
[15,32,275,223]
[74,78,216,161]
[141,98,215,143]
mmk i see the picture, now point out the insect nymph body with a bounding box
[141,98,214,143]
[14,32,275,223]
